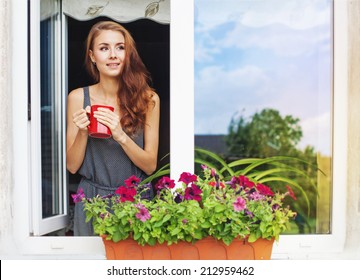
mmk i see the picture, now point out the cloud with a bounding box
[299,113,331,155]
[194,0,332,155]
[222,22,330,57]
[195,65,272,133]
[241,0,330,29]
[195,0,330,32]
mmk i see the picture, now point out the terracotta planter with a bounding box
[102,236,274,260]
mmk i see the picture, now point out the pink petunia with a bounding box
[178,172,198,185]
[135,204,151,222]
[115,186,137,202]
[233,197,246,212]
[124,175,141,188]
[155,176,175,190]
[256,183,274,196]
[229,175,255,189]
[286,185,297,200]
[72,188,85,203]
[184,183,202,201]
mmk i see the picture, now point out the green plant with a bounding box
[195,147,323,216]
[72,164,296,246]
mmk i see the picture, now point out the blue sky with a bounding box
[194,0,332,155]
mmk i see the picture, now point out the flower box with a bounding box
[73,155,298,258]
[102,236,275,260]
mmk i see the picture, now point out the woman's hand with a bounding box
[72,106,90,131]
[94,107,126,143]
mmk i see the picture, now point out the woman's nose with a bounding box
[109,48,117,58]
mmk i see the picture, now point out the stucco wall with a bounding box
[346,0,360,254]
[0,0,15,256]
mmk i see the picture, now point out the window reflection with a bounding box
[194,0,333,234]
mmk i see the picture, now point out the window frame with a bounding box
[11,0,347,258]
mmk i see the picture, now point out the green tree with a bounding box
[226,108,303,158]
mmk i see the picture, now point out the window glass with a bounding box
[40,0,63,219]
[194,0,333,234]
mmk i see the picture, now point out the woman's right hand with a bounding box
[72,106,90,131]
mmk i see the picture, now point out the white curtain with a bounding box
[63,0,170,23]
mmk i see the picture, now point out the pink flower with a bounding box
[72,188,85,203]
[135,204,151,222]
[248,191,265,201]
[155,176,175,190]
[178,172,197,185]
[286,185,297,200]
[256,183,274,196]
[233,197,246,212]
[124,175,141,188]
[115,186,137,202]
[184,183,202,201]
[229,175,255,189]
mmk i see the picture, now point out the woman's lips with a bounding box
[107,63,120,68]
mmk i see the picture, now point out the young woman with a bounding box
[66,21,160,236]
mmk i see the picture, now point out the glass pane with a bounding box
[194,0,332,234]
[40,0,63,219]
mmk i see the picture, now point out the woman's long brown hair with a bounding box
[85,21,154,136]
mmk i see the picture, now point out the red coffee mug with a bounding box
[87,105,114,139]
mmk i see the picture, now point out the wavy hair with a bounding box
[85,21,154,136]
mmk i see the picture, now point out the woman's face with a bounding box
[89,30,126,79]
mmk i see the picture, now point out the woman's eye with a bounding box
[100,47,108,51]
[117,45,125,50]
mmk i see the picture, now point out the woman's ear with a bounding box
[89,50,95,63]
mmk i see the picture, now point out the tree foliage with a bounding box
[226,108,303,158]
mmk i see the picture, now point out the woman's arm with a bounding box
[66,88,90,174]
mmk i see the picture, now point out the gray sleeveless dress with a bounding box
[73,86,153,236]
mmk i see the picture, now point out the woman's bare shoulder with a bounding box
[148,90,160,103]
[68,87,84,100]
[67,87,86,111]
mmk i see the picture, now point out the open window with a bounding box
[31,0,170,237]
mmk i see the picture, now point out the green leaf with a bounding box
[162,214,172,223]
[215,204,226,213]
[170,228,181,236]
[195,147,234,177]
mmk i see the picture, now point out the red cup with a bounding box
[87,105,114,139]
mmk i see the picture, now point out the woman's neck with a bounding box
[92,78,120,106]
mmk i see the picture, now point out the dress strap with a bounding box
[83,86,90,108]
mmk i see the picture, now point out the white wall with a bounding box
[346,0,360,255]
[0,0,16,257]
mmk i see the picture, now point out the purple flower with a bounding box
[245,209,254,218]
[135,204,151,222]
[272,204,280,211]
[233,197,246,212]
[174,193,184,203]
[248,191,265,201]
[200,164,208,170]
[182,219,188,224]
[184,183,202,201]
[72,188,85,203]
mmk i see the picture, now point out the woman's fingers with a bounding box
[73,109,90,130]
[93,109,120,130]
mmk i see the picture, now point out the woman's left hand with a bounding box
[94,107,126,142]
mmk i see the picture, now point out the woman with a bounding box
[66,21,160,236]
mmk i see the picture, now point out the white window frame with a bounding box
[11,0,347,258]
